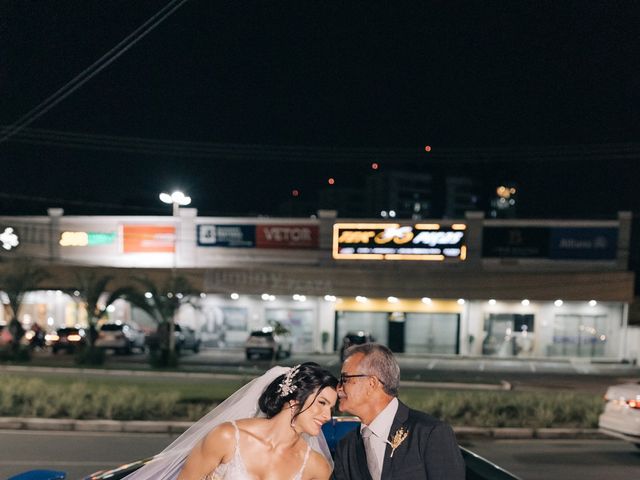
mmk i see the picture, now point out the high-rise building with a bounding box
[445,176,480,218]
[366,171,433,219]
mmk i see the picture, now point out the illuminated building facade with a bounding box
[0,209,633,360]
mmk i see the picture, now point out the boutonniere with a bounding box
[388,426,409,457]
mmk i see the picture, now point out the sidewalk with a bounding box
[0,416,608,440]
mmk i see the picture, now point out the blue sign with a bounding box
[550,227,618,260]
[197,225,256,247]
[483,226,618,260]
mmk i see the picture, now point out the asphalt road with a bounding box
[2,431,640,480]
[461,438,640,480]
[0,430,179,479]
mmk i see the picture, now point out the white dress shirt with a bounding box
[360,397,399,478]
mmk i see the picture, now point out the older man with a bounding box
[332,343,465,480]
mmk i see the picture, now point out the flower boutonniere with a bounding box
[388,426,409,458]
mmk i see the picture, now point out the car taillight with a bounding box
[606,395,640,409]
[627,399,640,409]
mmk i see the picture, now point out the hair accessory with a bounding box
[278,364,301,397]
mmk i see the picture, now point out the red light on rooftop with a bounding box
[424,145,432,152]
[371,162,379,170]
[328,178,335,185]
[292,189,299,197]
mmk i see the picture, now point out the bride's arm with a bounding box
[177,422,235,480]
[306,450,332,480]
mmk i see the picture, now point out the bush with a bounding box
[0,376,603,427]
[399,389,602,428]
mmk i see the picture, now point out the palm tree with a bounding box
[0,259,49,354]
[133,275,198,366]
[69,271,143,348]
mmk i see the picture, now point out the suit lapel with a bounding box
[355,427,373,480]
[380,401,410,479]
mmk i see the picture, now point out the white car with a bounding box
[95,322,146,354]
[598,382,640,447]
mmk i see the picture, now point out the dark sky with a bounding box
[1,1,639,217]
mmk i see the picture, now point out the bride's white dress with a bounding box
[203,421,312,480]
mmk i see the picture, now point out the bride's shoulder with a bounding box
[206,421,238,441]
[234,417,268,431]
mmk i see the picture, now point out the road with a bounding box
[461,438,640,480]
[0,430,179,479]
[2,431,640,479]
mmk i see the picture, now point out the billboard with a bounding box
[198,224,319,249]
[122,225,175,253]
[483,226,618,260]
[333,223,466,261]
[197,225,255,247]
[256,225,318,249]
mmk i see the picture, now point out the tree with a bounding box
[0,259,49,355]
[68,271,144,362]
[133,275,198,366]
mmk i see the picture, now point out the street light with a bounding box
[159,190,191,216]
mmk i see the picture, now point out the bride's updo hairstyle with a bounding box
[258,362,338,420]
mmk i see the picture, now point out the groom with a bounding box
[332,343,465,480]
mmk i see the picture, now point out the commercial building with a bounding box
[0,209,633,360]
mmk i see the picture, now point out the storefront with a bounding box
[0,210,634,360]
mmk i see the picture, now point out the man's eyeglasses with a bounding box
[339,373,385,386]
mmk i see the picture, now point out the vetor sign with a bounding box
[256,225,318,249]
[198,224,319,249]
[333,223,466,260]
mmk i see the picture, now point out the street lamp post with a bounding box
[158,190,191,268]
[159,190,191,216]
[158,191,191,361]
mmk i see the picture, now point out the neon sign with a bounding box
[0,227,19,251]
[60,231,116,247]
[333,223,467,261]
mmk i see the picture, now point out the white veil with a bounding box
[124,366,333,479]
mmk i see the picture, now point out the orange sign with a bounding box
[122,225,175,253]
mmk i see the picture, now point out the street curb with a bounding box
[0,417,609,439]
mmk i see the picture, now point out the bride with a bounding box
[125,363,338,480]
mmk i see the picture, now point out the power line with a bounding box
[4,127,640,163]
[0,0,190,146]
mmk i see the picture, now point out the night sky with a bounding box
[1,1,639,218]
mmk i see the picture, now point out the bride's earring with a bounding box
[289,403,297,429]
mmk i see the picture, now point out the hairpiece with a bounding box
[278,364,301,397]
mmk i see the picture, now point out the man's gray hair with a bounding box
[344,343,400,396]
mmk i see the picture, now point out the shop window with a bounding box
[549,314,609,357]
[202,306,248,348]
[266,309,314,353]
[405,313,459,354]
[336,311,388,349]
[482,314,534,357]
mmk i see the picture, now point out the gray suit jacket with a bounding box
[332,401,465,480]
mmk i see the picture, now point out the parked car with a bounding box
[174,324,201,353]
[339,331,375,361]
[48,327,87,354]
[9,417,522,480]
[95,322,145,354]
[0,323,12,348]
[598,381,640,447]
[245,328,292,360]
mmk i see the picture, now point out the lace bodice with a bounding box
[202,421,311,480]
